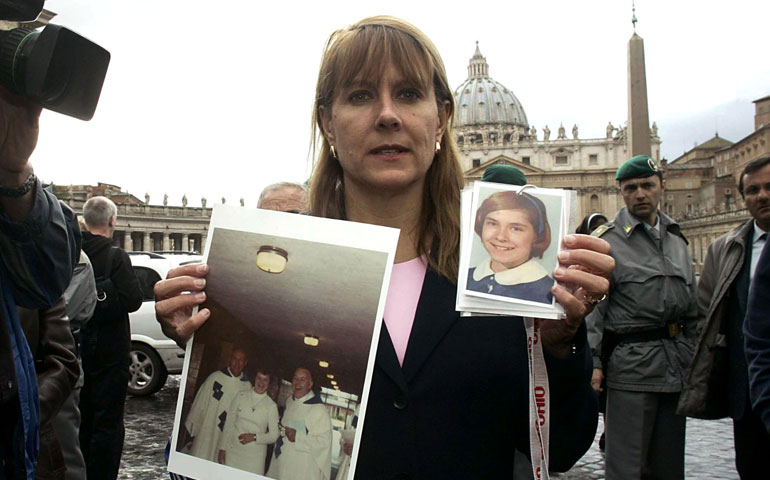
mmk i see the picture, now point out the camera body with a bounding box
[0,1,110,120]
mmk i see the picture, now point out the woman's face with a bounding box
[320,60,449,195]
[481,209,536,272]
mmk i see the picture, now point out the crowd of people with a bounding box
[1,13,769,480]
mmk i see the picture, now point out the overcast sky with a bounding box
[32,0,769,207]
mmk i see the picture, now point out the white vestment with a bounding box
[184,368,251,461]
[217,390,279,475]
[275,391,332,480]
[335,405,358,480]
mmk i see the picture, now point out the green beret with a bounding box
[481,165,527,186]
[616,155,661,181]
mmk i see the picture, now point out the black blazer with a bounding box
[355,267,598,479]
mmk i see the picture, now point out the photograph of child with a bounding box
[464,184,565,308]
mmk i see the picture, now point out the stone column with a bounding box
[163,233,170,251]
[627,32,651,157]
[182,234,189,252]
[124,231,132,252]
[143,232,151,252]
[201,235,207,254]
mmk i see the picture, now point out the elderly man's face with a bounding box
[229,349,247,377]
[258,187,306,213]
[292,368,313,399]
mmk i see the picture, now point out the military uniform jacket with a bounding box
[586,207,697,392]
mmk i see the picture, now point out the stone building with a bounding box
[55,183,210,253]
[673,95,770,273]
[454,45,662,219]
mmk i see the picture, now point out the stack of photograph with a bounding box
[456,181,576,319]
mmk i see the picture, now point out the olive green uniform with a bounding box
[586,206,697,479]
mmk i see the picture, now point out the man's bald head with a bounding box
[257,182,306,213]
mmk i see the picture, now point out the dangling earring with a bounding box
[435,141,442,156]
[330,145,338,159]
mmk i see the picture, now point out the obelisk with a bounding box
[627,15,651,156]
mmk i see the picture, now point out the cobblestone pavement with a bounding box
[121,376,740,479]
[551,416,738,479]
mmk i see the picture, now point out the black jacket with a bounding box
[355,267,598,479]
[80,232,142,368]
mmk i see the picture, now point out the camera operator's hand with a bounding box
[0,85,42,219]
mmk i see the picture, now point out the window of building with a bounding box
[667,194,674,200]
[522,156,530,165]
[472,159,481,168]
[687,204,693,213]
[687,194,694,199]
[590,194,599,212]
[554,155,568,165]
[666,204,673,214]
[589,154,598,165]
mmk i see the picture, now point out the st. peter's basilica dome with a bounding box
[453,43,529,129]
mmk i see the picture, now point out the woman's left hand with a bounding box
[541,234,614,358]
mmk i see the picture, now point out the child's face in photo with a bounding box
[481,208,536,272]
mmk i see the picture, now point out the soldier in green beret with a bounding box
[586,154,697,479]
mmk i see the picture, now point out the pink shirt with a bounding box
[383,255,428,366]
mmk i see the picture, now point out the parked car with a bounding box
[128,252,202,396]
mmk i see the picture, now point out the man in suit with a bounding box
[745,240,770,435]
[679,155,770,478]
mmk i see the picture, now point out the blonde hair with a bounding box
[309,16,464,283]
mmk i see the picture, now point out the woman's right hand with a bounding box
[154,263,210,348]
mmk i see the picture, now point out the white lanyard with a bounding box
[524,317,550,480]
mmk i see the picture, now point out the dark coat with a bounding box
[745,239,770,433]
[0,183,79,479]
[18,297,79,480]
[355,266,598,479]
[80,232,142,369]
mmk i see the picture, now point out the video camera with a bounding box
[0,0,110,120]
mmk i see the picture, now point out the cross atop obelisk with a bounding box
[627,1,651,157]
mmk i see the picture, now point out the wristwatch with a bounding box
[0,172,36,197]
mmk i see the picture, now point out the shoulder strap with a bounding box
[591,224,613,238]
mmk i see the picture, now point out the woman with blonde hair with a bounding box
[155,16,614,478]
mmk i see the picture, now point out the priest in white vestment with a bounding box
[274,368,332,480]
[183,348,251,461]
[217,370,279,474]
